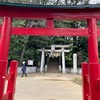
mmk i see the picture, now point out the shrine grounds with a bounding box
[15,73,82,100]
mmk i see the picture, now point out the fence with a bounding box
[82,62,100,100]
[82,62,90,100]
[0,60,18,100]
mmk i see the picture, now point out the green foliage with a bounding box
[27,36,52,48]
[24,48,40,61]
[6,0,90,67]
[24,36,52,61]
[54,20,69,28]
[53,37,67,44]
[12,19,26,27]
[65,53,73,67]
[9,36,25,60]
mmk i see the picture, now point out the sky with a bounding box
[90,0,100,4]
[45,0,100,5]
[53,0,100,4]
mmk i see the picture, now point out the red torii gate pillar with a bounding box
[0,17,12,100]
[0,17,12,60]
[82,18,100,100]
[88,18,100,100]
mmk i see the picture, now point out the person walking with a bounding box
[21,61,27,77]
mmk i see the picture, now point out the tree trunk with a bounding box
[19,36,29,66]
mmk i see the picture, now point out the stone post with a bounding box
[62,50,66,74]
[40,49,45,73]
[72,53,77,74]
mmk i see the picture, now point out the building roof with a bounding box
[0,2,100,10]
[0,2,100,19]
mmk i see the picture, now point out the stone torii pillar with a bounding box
[62,49,66,74]
[40,49,45,73]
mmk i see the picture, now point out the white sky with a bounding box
[90,0,100,4]
[50,0,100,4]
[53,0,100,4]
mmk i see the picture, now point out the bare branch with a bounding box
[56,0,60,5]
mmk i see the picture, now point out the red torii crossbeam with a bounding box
[0,2,100,100]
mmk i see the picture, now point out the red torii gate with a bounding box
[0,2,100,100]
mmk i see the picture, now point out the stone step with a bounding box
[47,58,59,73]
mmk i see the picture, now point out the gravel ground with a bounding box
[15,73,82,100]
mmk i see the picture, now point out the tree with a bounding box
[1,0,90,67]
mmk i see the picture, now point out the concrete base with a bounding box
[66,68,71,73]
[17,66,37,74]
[66,68,82,74]
[77,68,82,74]
[59,65,61,71]
[17,66,82,74]
[45,65,47,72]
[71,68,77,74]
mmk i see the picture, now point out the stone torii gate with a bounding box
[0,2,100,100]
[39,45,71,73]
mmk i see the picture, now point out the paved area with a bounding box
[15,73,82,100]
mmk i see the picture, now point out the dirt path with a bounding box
[15,73,82,100]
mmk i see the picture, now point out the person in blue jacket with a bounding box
[21,61,27,77]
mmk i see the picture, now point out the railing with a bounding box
[82,62,90,100]
[0,60,18,100]
[82,62,100,100]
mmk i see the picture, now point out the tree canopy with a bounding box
[0,0,98,67]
